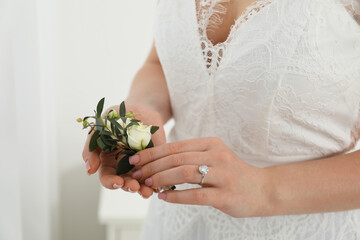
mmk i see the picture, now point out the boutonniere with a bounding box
[77,98,159,175]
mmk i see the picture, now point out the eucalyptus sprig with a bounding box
[77,97,159,175]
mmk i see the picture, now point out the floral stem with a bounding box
[95,113,132,150]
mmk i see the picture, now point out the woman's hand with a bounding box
[82,100,167,199]
[129,137,273,217]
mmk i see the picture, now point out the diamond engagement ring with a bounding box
[198,165,209,185]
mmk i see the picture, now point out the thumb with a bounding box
[82,132,101,175]
[151,124,166,146]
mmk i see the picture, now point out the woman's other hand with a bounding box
[130,137,273,217]
[82,101,167,199]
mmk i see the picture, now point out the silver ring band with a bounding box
[198,165,209,185]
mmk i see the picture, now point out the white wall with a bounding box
[56,1,157,239]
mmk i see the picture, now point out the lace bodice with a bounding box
[142,0,360,239]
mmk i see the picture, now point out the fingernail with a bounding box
[85,160,91,175]
[145,178,153,186]
[139,192,148,199]
[158,192,167,200]
[129,155,140,165]
[132,169,142,179]
[113,183,123,189]
[129,189,137,193]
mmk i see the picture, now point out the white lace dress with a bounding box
[141,0,360,239]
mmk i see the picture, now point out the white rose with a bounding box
[127,123,152,151]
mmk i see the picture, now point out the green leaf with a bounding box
[119,101,126,117]
[145,139,154,149]
[109,118,123,130]
[102,147,112,153]
[101,134,117,146]
[101,130,112,136]
[125,122,134,130]
[115,150,135,160]
[116,155,135,175]
[96,137,107,150]
[120,117,127,125]
[96,118,103,131]
[96,97,105,118]
[83,116,95,121]
[88,127,95,135]
[111,121,115,134]
[114,128,122,139]
[150,126,159,134]
[89,130,100,152]
[104,117,108,129]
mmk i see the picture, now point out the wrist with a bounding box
[125,96,171,124]
[254,167,280,217]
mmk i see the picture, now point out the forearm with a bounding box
[126,62,172,124]
[264,149,360,216]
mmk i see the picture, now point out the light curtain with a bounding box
[0,0,58,239]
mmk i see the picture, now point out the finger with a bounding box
[130,137,221,166]
[132,152,213,181]
[99,164,125,189]
[145,165,219,188]
[99,163,141,192]
[99,150,141,192]
[151,126,166,146]
[121,175,141,193]
[158,188,219,207]
[138,185,154,199]
[82,133,101,175]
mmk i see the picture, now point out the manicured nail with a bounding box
[132,169,142,179]
[113,183,123,189]
[158,192,167,200]
[145,178,153,186]
[139,192,149,199]
[85,160,91,175]
[129,155,140,165]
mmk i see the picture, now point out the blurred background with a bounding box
[0,0,161,239]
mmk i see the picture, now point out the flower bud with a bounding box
[76,118,83,123]
[108,110,119,119]
[82,120,89,128]
[125,112,135,118]
[127,123,152,151]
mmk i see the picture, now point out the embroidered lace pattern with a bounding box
[195,0,272,75]
[142,0,360,239]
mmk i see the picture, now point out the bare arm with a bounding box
[264,149,360,216]
[125,40,172,124]
[82,40,171,197]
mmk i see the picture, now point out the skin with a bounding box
[82,0,360,217]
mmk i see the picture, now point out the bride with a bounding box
[82,0,360,239]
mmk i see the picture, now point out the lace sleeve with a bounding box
[340,0,360,24]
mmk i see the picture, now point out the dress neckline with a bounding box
[192,0,274,76]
